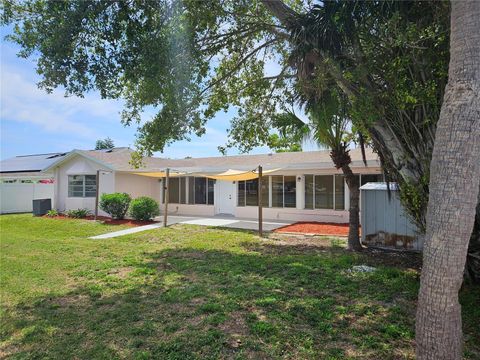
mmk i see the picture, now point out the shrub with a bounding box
[99,192,131,219]
[65,208,91,218]
[46,209,59,217]
[129,197,160,221]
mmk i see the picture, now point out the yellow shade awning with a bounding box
[199,168,282,181]
[133,171,184,178]
[132,168,281,180]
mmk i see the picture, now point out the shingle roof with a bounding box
[0,152,68,173]
[80,147,380,172]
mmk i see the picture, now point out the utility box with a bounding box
[360,183,422,250]
[32,198,52,216]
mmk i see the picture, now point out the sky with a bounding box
[1,26,304,161]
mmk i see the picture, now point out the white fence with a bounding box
[0,182,54,214]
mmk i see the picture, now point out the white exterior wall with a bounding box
[115,173,161,201]
[234,206,349,223]
[153,168,383,223]
[161,204,215,217]
[56,156,114,216]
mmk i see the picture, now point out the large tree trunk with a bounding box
[415,1,480,359]
[330,147,363,251]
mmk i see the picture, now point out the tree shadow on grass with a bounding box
[1,241,477,359]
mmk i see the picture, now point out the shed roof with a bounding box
[360,182,399,191]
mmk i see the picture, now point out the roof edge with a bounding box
[41,150,116,173]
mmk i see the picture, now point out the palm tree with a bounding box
[272,90,365,251]
[415,1,480,358]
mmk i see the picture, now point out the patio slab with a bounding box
[89,214,294,239]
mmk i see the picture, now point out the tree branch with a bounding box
[261,0,299,28]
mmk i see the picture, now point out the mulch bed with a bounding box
[274,222,351,236]
[44,215,158,227]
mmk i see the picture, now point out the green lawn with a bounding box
[0,214,478,359]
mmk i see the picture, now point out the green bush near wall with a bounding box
[129,196,160,221]
[99,193,132,220]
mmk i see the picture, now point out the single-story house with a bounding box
[31,147,383,222]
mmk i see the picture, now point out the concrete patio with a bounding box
[90,214,294,239]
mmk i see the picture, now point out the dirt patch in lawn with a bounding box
[274,222,351,236]
[44,215,159,227]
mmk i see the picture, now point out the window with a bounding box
[195,177,207,204]
[271,176,284,207]
[164,176,214,205]
[315,175,333,209]
[305,175,314,209]
[188,176,195,204]
[208,179,215,205]
[238,178,269,207]
[169,178,180,203]
[334,175,345,210]
[180,177,186,204]
[284,176,296,208]
[238,180,245,206]
[304,174,345,210]
[245,179,258,206]
[68,175,96,198]
[260,177,269,207]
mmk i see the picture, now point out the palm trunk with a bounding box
[343,167,362,251]
[330,147,363,251]
[415,1,480,359]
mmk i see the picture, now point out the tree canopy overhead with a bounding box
[2,0,449,229]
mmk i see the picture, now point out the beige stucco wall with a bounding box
[115,173,161,202]
[56,155,114,216]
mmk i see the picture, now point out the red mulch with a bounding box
[44,215,158,227]
[274,222,352,236]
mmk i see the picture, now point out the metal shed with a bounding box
[360,182,422,250]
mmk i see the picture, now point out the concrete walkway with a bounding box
[89,215,293,239]
[90,223,163,239]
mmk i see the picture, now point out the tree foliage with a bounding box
[95,137,115,150]
[2,0,450,232]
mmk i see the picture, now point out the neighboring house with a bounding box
[0,152,68,213]
[37,147,382,222]
[0,152,68,182]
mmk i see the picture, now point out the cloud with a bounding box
[0,45,124,139]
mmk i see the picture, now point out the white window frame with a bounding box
[304,174,341,211]
[68,174,96,198]
[165,176,214,205]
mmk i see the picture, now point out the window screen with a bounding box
[271,176,284,207]
[238,181,245,206]
[305,175,314,209]
[315,175,333,209]
[195,177,207,204]
[207,179,215,205]
[245,179,258,206]
[284,176,296,208]
[68,175,96,198]
[188,177,195,204]
[334,175,345,210]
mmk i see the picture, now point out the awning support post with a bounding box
[163,168,169,227]
[94,169,100,221]
[258,165,263,237]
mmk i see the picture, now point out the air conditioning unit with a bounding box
[32,199,52,216]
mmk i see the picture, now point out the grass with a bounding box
[0,214,478,359]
